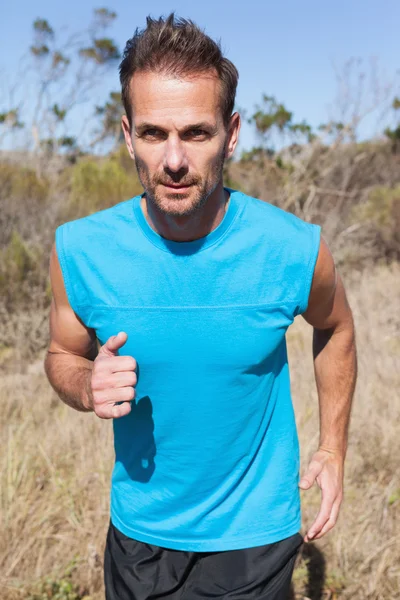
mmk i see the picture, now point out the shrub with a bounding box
[67,151,142,218]
[0,230,46,313]
[0,162,49,206]
[0,162,50,250]
[358,185,400,259]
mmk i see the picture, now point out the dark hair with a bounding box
[119,13,239,128]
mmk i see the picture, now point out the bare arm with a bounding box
[299,237,357,541]
[44,243,136,418]
[44,243,98,411]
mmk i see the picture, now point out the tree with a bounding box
[247,95,314,158]
[0,7,121,169]
[91,91,125,151]
[384,97,400,153]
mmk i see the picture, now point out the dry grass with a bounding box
[290,262,400,599]
[1,263,399,599]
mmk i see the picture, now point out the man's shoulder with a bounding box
[62,196,137,229]
[235,189,315,233]
[55,196,140,258]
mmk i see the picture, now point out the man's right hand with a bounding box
[88,331,137,419]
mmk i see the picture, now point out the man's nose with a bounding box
[163,137,188,173]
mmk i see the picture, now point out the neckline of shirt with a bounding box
[132,187,241,255]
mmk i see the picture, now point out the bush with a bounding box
[0,230,44,305]
[0,230,36,282]
[0,162,49,206]
[358,185,400,259]
[0,162,50,250]
[26,561,89,600]
[28,578,81,600]
[67,150,142,218]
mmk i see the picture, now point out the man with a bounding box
[45,14,357,600]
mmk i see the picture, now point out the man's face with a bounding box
[122,71,239,217]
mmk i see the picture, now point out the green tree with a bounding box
[384,97,400,153]
[91,91,125,150]
[248,94,314,155]
[0,7,121,165]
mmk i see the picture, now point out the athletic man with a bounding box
[45,14,357,599]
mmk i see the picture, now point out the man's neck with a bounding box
[141,184,230,243]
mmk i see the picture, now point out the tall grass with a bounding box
[1,264,399,599]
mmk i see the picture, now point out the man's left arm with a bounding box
[299,237,357,542]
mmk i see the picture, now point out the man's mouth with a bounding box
[160,183,193,191]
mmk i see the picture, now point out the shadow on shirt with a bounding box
[117,394,156,483]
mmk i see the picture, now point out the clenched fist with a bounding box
[89,331,137,419]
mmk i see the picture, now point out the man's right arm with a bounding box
[44,243,136,418]
[44,242,99,412]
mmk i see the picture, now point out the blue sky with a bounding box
[1,0,399,152]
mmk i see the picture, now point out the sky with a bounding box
[1,0,399,153]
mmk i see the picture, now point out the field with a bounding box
[1,262,399,600]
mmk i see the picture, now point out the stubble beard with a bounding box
[134,150,226,218]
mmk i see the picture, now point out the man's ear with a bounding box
[225,112,241,159]
[122,115,135,160]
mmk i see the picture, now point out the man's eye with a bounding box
[137,128,167,140]
[142,129,160,137]
[186,129,208,139]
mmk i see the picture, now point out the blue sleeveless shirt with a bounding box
[55,189,320,551]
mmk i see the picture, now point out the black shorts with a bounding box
[104,520,303,599]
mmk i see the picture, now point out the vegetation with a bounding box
[0,7,399,600]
